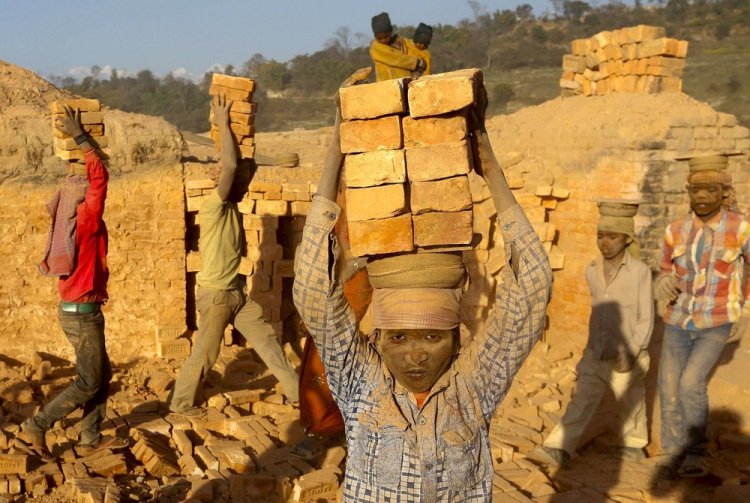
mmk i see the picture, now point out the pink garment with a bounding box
[38,174,88,277]
[371,287,462,330]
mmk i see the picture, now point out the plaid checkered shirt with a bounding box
[659,209,750,329]
[293,195,552,502]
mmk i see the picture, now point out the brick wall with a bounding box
[487,92,750,344]
[0,109,185,362]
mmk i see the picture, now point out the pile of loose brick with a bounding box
[0,346,345,502]
[560,25,688,96]
[51,98,109,161]
[208,74,257,160]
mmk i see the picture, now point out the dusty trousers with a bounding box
[170,286,299,412]
[27,307,111,446]
[544,350,650,454]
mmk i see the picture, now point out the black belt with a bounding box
[60,302,101,314]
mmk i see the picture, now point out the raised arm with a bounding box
[54,106,108,219]
[293,68,373,403]
[213,94,237,202]
[461,85,553,417]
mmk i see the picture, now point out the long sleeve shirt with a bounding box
[659,209,750,329]
[585,253,654,359]
[293,196,552,502]
[58,149,109,302]
[404,38,432,75]
[369,37,420,82]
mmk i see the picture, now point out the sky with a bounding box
[0,0,555,81]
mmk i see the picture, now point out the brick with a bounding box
[53,123,104,138]
[208,84,252,102]
[629,24,666,42]
[640,37,680,58]
[413,210,473,247]
[210,122,254,137]
[194,446,219,471]
[0,455,29,474]
[254,199,288,216]
[178,453,203,476]
[219,447,255,474]
[243,214,278,231]
[340,78,408,120]
[86,453,127,477]
[292,469,339,501]
[211,73,255,92]
[173,429,193,456]
[562,55,586,74]
[157,338,191,358]
[290,201,311,216]
[209,110,254,126]
[570,38,592,56]
[340,115,403,154]
[50,99,100,113]
[411,176,472,214]
[230,101,257,114]
[407,68,481,118]
[252,401,294,417]
[402,113,468,148]
[155,326,187,341]
[344,149,406,187]
[50,111,103,125]
[322,446,347,468]
[348,213,414,256]
[345,184,407,221]
[239,144,255,159]
[405,140,472,181]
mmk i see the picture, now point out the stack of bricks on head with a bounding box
[560,25,689,96]
[339,68,567,332]
[209,73,257,159]
[51,98,108,161]
[340,68,482,257]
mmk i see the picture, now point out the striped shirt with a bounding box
[293,195,552,502]
[659,209,750,329]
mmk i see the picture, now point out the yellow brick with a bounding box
[349,214,414,256]
[340,115,403,154]
[344,149,406,187]
[404,140,472,182]
[345,184,407,221]
[340,78,408,120]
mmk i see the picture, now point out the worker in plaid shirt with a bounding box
[293,69,552,502]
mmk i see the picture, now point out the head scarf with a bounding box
[685,154,737,211]
[413,23,433,46]
[371,12,393,35]
[372,288,462,330]
[38,173,88,277]
[597,200,640,259]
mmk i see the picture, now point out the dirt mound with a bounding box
[0,60,183,184]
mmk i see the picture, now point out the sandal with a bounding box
[677,454,708,478]
[78,435,130,456]
[15,423,51,459]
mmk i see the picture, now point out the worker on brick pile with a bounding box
[168,94,299,417]
[654,153,750,478]
[535,200,653,469]
[16,106,128,457]
[405,22,434,76]
[293,70,552,501]
[369,12,427,81]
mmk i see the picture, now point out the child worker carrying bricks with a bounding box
[168,93,299,417]
[654,152,750,478]
[369,12,427,82]
[17,106,128,457]
[293,69,552,501]
[535,200,653,469]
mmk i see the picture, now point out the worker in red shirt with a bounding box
[17,106,127,457]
